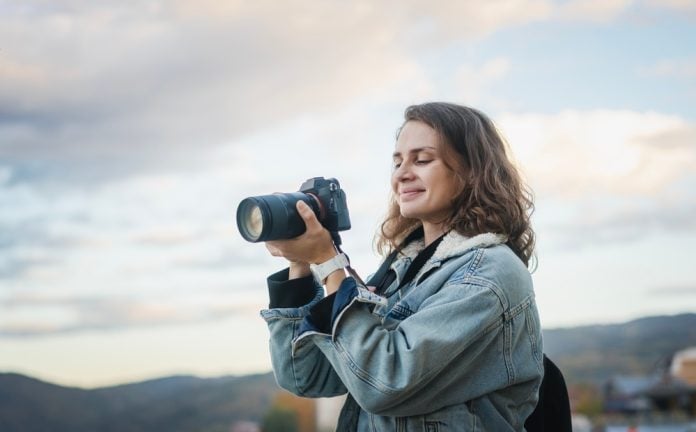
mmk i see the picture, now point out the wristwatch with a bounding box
[310,253,350,284]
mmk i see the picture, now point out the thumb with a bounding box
[296,200,322,229]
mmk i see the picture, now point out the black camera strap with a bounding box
[397,232,444,290]
[365,227,420,290]
[334,226,444,296]
[366,227,445,296]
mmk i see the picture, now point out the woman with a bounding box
[260,102,543,431]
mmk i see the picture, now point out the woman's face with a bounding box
[391,120,461,226]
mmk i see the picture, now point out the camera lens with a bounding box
[237,198,268,242]
[236,193,319,242]
[246,205,263,238]
[237,201,264,241]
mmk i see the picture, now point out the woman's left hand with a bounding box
[265,200,337,265]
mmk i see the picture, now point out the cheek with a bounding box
[390,173,399,193]
[434,174,458,199]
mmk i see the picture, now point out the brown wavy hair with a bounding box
[376,102,536,268]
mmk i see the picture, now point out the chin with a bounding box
[399,208,421,220]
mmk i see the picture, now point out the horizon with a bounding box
[1,0,695,388]
[4,311,695,390]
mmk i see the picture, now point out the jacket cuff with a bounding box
[297,277,387,337]
[300,291,338,335]
[298,277,353,335]
[267,268,317,309]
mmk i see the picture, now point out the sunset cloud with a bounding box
[1,0,657,187]
[499,110,696,197]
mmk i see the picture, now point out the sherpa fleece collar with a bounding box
[399,230,507,263]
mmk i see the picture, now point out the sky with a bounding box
[1,0,695,388]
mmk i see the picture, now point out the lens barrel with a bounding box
[236,193,319,242]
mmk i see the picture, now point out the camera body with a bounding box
[236,177,351,242]
[298,177,351,233]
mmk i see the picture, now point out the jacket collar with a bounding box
[399,230,507,263]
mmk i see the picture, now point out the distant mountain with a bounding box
[0,372,278,432]
[542,313,696,385]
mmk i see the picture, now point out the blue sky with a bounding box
[1,0,695,387]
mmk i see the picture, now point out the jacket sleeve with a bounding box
[260,268,348,398]
[292,273,522,417]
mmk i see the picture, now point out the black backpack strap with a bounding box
[524,354,572,432]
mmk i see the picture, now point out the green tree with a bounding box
[262,406,298,432]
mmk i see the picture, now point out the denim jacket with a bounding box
[260,231,543,431]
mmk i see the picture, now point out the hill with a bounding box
[0,372,278,432]
[542,313,696,384]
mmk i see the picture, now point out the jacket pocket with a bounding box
[420,402,476,431]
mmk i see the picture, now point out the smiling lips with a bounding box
[399,188,425,201]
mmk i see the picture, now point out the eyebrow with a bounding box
[392,146,437,159]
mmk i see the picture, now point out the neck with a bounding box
[422,222,447,247]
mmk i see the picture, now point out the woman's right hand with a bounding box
[265,242,311,280]
[264,200,337,281]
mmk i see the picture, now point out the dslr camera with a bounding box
[236,177,351,242]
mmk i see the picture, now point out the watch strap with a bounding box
[310,253,349,284]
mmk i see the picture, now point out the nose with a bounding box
[393,162,415,184]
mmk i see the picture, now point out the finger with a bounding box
[296,201,322,230]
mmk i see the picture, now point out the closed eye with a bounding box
[415,159,433,165]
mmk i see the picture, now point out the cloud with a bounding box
[0,165,274,289]
[639,58,696,79]
[0,179,99,279]
[646,0,696,15]
[541,197,696,248]
[2,0,641,187]
[0,1,412,184]
[0,293,254,337]
[131,228,201,247]
[0,202,86,278]
[644,285,696,297]
[455,57,512,106]
[0,255,57,279]
[1,0,693,343]
[498,109,696,198]
[396,0,553,41]
[495,109,696,247]
[557,0,635,22]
